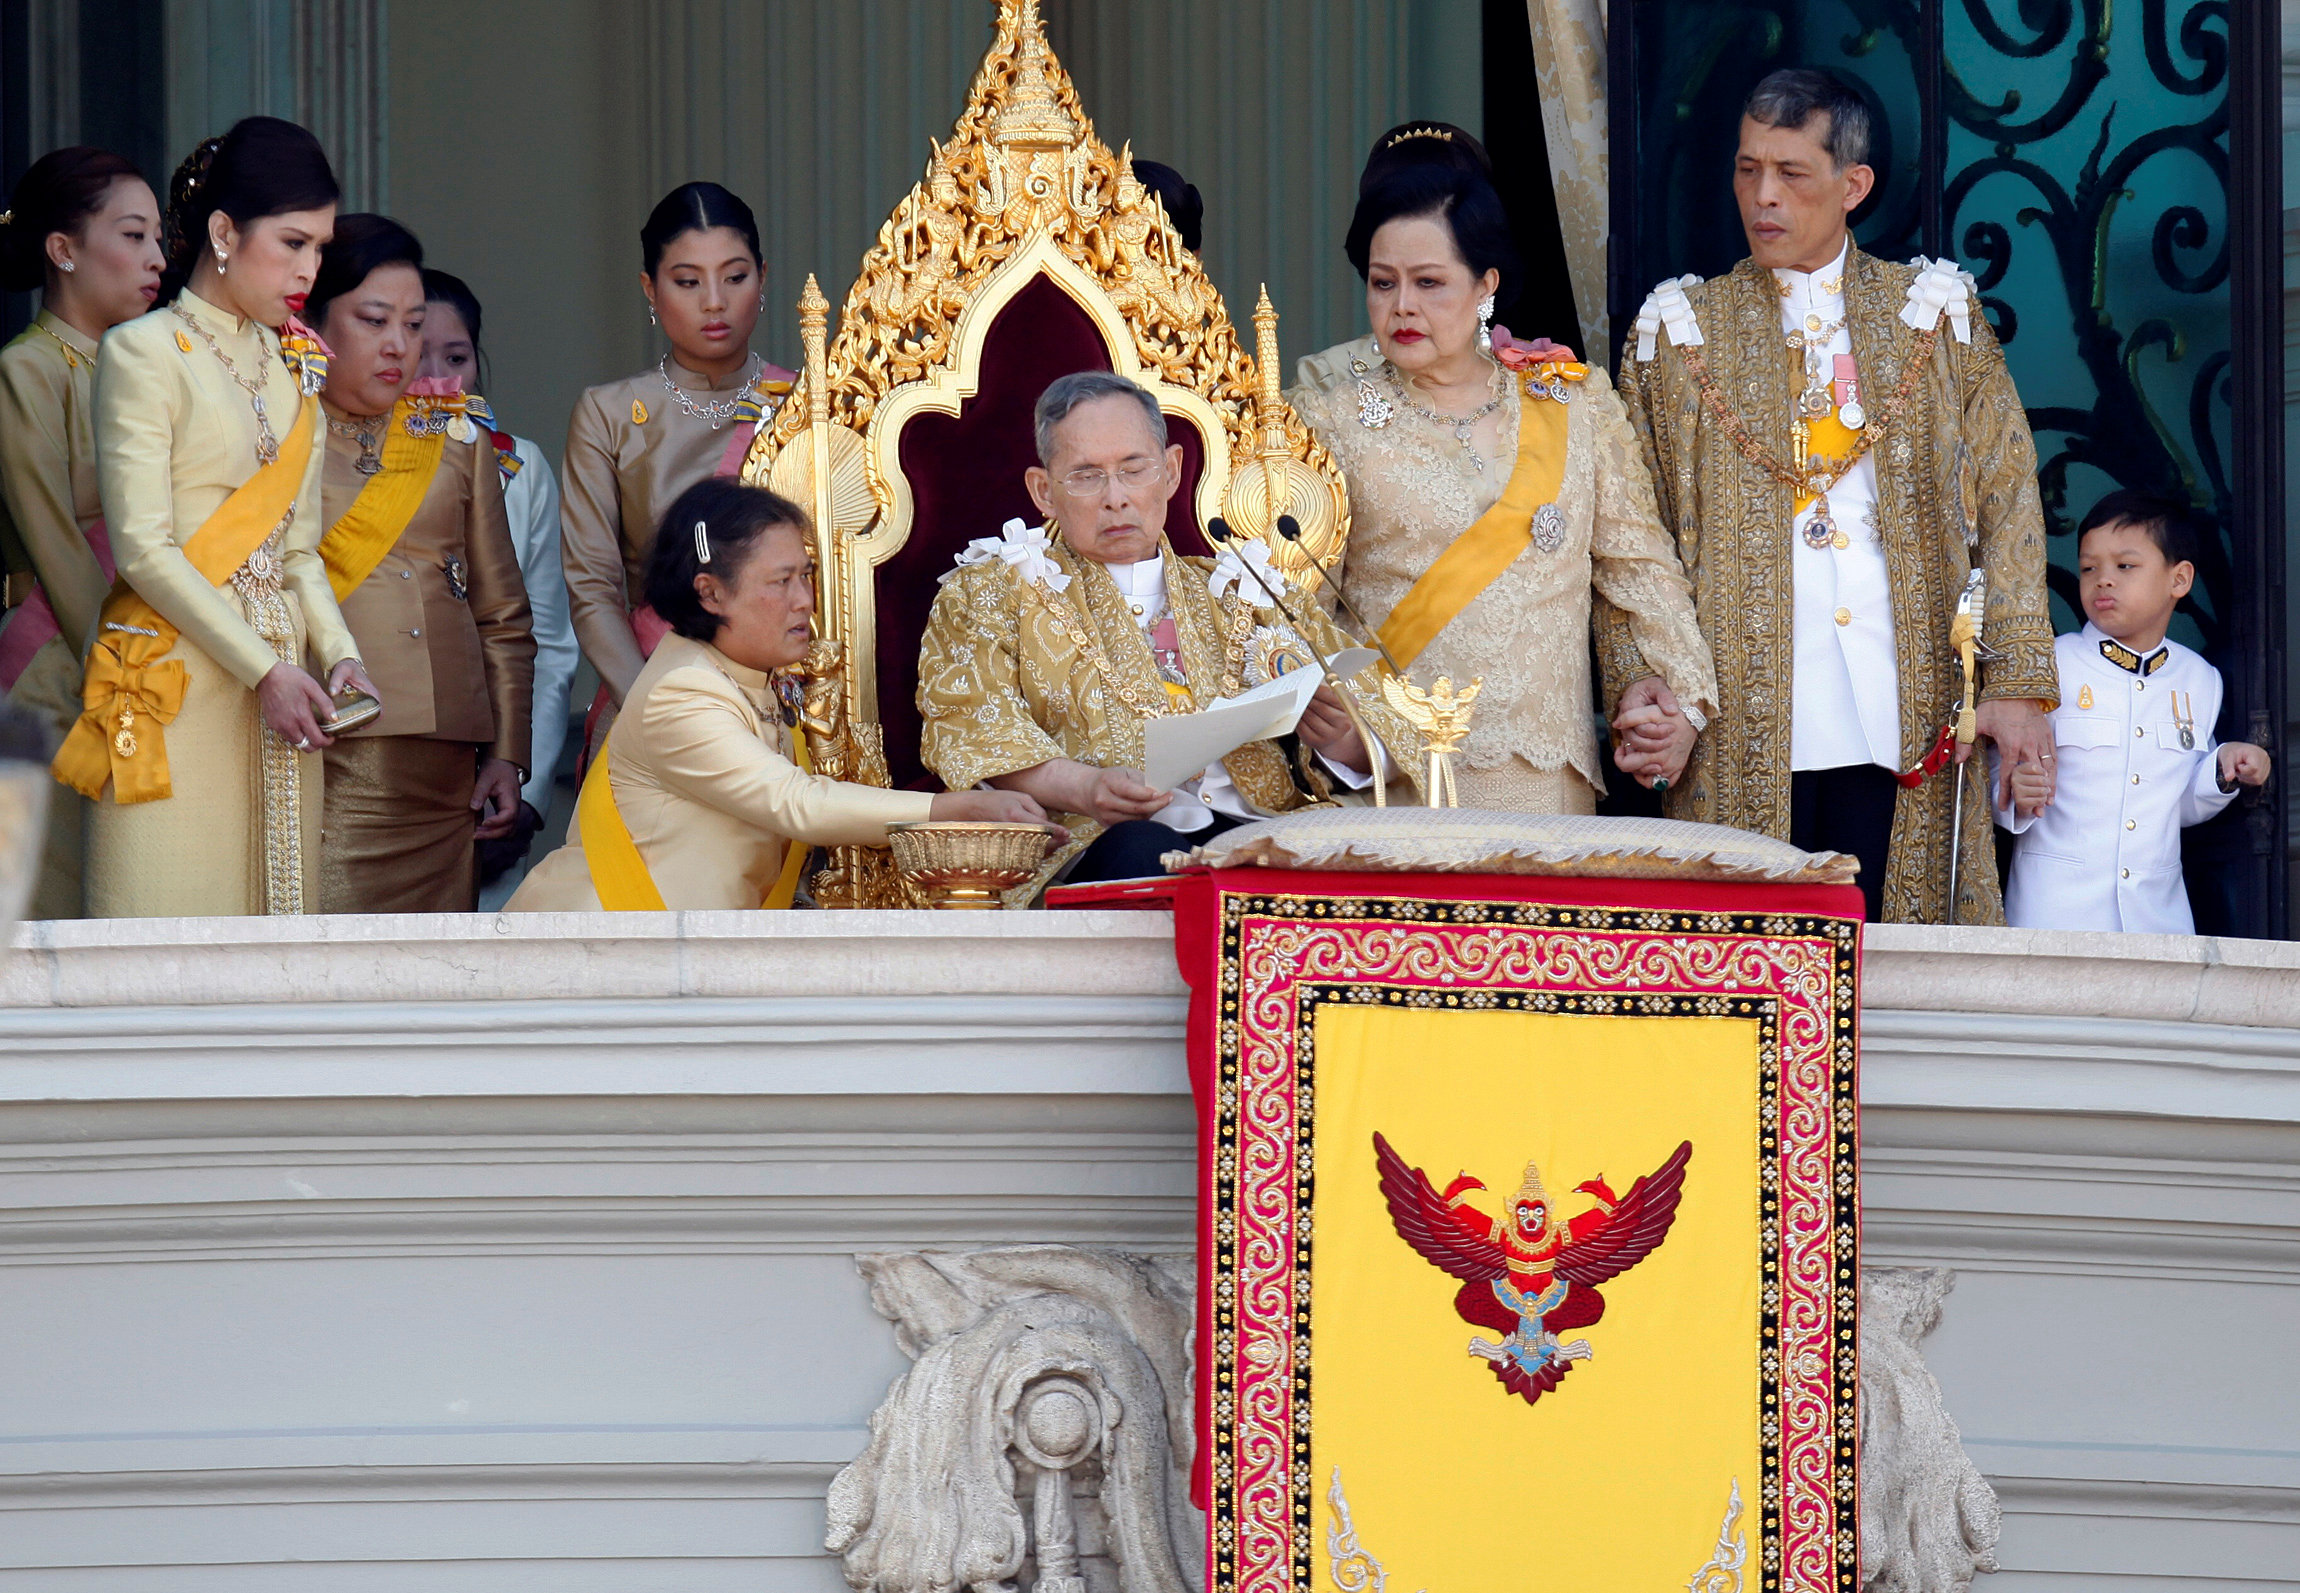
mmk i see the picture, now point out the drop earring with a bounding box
[215,248,229,276]
[648,306,658,328]
[1476,295,1495,354]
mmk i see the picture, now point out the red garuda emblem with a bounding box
[1373,1133,1693,1406]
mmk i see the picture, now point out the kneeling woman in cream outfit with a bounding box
[510,479,1046,911]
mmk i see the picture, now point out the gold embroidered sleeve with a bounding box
[1583,372,1718,717]
[916,561,1069,790]
[1257,589,1423,795]
[1594,355,1678,711]
[1959,319,2058,706]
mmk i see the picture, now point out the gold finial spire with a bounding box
[800,273,830,428]
[990,0,1078,150]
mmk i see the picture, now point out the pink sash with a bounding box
[0,520,114,693]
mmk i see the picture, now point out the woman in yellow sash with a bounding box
[308,215,535,913]
[510,481,1046,913]
[1288,125,1717,813]
[70,118,375,918]
[0,147,164,917]
[561,183,796,764]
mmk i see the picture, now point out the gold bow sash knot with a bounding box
[56,630,190,804]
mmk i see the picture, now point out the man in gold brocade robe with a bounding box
[918,372,1414,893]
[1605,69,2059,924]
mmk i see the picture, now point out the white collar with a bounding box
[1103,555,1167,605]
[1772,238,1851,315]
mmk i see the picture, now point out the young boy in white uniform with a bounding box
[1998,490,2271,933]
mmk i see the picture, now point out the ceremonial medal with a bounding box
[1802,504,1836,550]
[2173,690,2196,749]
[631,399,649,425]
[174,330,193,354]
[2078,684,2093,710]
[1531,501,1566,552]
[1800,386,1834,418]
[447,414,477,444]
[442,556,470,602]
[1834,354,1866,429]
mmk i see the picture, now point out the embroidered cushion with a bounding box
[1161,807,1857,885]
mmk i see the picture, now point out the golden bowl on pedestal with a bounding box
[886,821,1062,909]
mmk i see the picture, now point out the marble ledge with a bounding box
[1,909,2296,1032]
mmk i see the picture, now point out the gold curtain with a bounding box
[1522,0,1610,356]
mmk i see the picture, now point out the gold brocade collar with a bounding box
[1054,537,1237,708]
[2098,636,2169,676]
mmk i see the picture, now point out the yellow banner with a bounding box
[320,400,450,601]
[52,396,318,803]
[1376,393,1569,669]
[1310,1005,1759,1593]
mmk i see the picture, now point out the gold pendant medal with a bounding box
[447,414,477,444]
[630,399,649,425]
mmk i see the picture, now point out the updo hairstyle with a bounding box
[1343,121,1522,314]
[305,213,424,329]
[643,477,812,642]
[639,181,761,276]
[0,146,145,293]
[160,116,339,300]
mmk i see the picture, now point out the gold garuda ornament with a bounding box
[743,0,1354,907]
[1381,674,1483,810]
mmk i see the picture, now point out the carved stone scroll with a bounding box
[829,1246,1201,1593]
[1859,1268,2003,1593]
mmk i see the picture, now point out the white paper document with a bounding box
[1140,649,1380,790]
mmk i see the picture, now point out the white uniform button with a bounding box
[2136,727,2146,738]
[400,569,412,580]
[2121,868,2131,879]
[1834,607,1851,627]
[2126,819,2137,830]
[409,628,421,638]
[2137,680,2146,691]
[2131,774,2141,785]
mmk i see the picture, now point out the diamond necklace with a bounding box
[658,352,761,431]
[173,304,281,465]
[1387,360,1507,470]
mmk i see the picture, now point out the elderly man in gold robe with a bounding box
[1605,68,2059,924]
[918,370,1412,892]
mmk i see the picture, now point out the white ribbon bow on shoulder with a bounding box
[1633,274,1706,363]
[1900,256,1977,344]
[1208,534,1281,605]
[948,517,1071,593]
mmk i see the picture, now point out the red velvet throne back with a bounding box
[880,274,1214,790]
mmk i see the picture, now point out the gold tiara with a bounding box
[1385,126,1455,149]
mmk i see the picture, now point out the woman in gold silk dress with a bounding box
[512,481,1044,912]
[309,215,534,913]
[561,182,794,752]
[72,118,377,917]
[1288,125,1716,814]
[0,147,165,917]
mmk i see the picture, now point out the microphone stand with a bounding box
[1206,517,1394,808]
[1272,514,1404,677]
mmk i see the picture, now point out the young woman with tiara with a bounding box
[417,267,579,898]
[305,215,534,914]
[0,146,165,916]
[1286,123,1715,814]
[52,117,377,917]
[560,181,794,767]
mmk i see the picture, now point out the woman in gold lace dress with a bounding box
[561,182,795,761]
[0,147,164,916]
[1289,125,1717,813]
[57,118,377,917]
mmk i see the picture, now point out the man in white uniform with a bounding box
[1999,490,2270,933]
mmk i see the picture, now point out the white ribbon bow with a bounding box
[1900,256,1975,344]
[1633,274,1705,363]
[1207,535,1282,605]
[947,517,1071,593]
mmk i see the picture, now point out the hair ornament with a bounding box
[0,211,12,228]
[1385,125,1454,149]
[693,518,712,566]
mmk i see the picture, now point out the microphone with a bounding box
[1273,513,1401,676]
[1206,516,1392,806]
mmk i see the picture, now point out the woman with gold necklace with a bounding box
[1288,125,1716,813]
[309,215,534,914]
[55,117,376,918]
[0,146,165,917]
[560,181,794,764]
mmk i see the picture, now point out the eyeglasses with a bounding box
[1055,459,1166,498]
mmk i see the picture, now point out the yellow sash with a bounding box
[577,720,815,911]
[52,396,318,803]
[319,399,450,601]
[1376,394,1571,670]
[1796,412,1862,514]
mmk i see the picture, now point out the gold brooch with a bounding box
[631,398,649,425]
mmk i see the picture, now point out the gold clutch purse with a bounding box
[317,689,382,737]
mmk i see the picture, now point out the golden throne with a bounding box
[743,0,1355,908]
